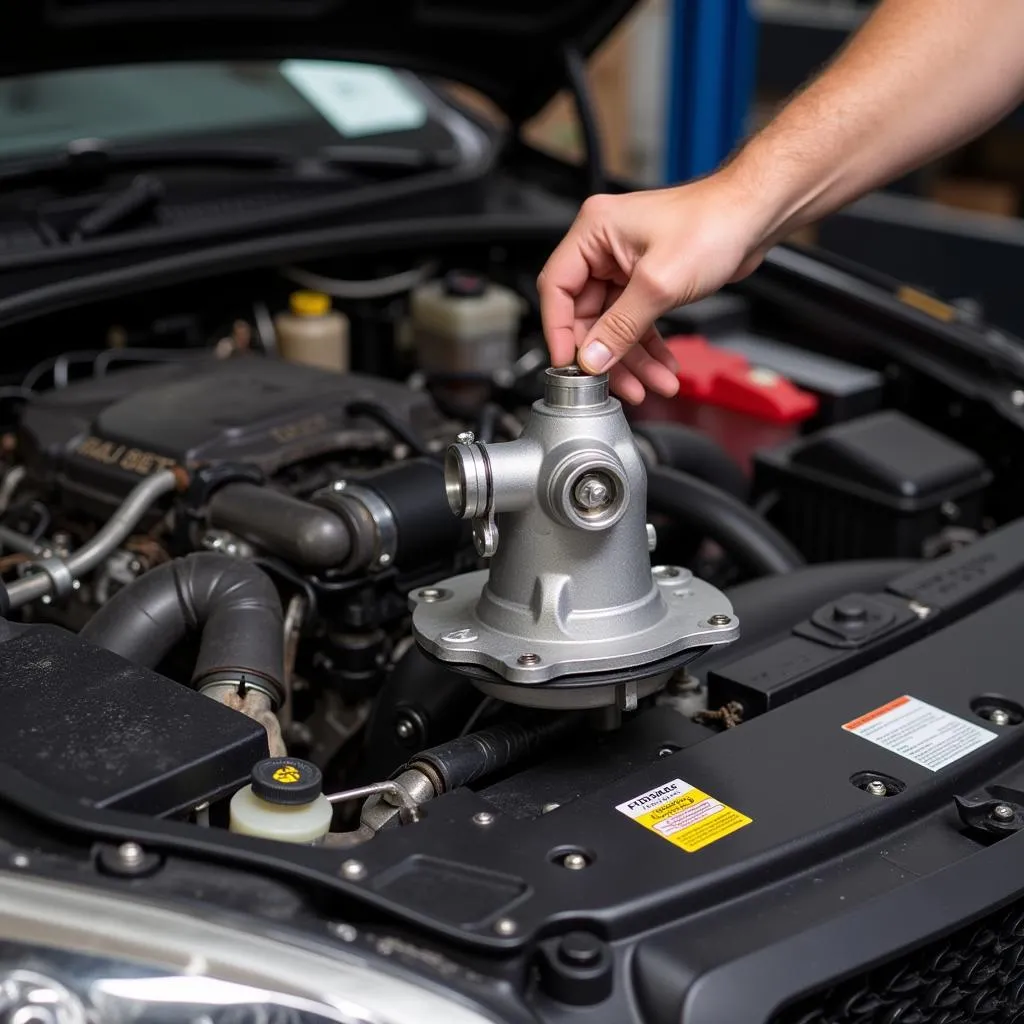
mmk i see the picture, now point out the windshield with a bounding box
[0,60,440,161]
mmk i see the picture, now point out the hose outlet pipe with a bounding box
[412,367,739,712]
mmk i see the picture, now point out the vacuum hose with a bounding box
[634,421,748,500]
[81,552,285,703]
[646,464,803,577]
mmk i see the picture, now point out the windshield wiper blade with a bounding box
[0,139,460,190]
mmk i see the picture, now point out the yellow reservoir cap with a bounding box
[290,290,331,317]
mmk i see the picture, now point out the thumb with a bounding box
[578,264,670,375]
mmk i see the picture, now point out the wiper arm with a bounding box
[0,138,459,189]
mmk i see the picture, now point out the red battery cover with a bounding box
[629,335,819,473]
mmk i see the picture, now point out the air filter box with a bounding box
[0,619,268,816]
[753,410,990,560]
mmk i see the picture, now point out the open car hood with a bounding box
[3,1,637,122]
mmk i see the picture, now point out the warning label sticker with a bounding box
[615,778,751,853]
[843,695,996,771]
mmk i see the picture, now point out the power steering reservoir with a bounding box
[411,366,739,711]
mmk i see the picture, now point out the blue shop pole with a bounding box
[663,0,758,184]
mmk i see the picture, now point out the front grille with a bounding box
[772,900,1024,1024]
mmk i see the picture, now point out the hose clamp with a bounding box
[332,483,398,572]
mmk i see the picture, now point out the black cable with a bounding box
[647,465,804,578]
[475,403,502,444]
[563,45,607,196]
[346,400,435,459]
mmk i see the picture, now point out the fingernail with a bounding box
[581,341,612,373]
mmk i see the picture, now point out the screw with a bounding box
[494,918,518,937]
[563,852,588,870]
[331,922,358,942]
[331,480,347,492]
[395,716,416,741]
[377,553,392,567]
[341,859,367,881]
[573,473,612,511]
[71,579,81,591]
[417,588,448,603]
[865,780,888,797]
[472,811,496,827]
[40,594,52,606]
[708,614,732,627]
[10,853,28,868]
[908,601,932,620]
[646,522,657,552]
[992,803,1016,822]
[117,842,145,867]
[652,565,680,580]
[542,802,561,814]
[1013,390,1024,408]
[658,746,677,758]
[989,708,1012,726]
[517,653,541,666]
[456,431,476,445]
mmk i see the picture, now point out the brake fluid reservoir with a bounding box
[410,271,522,374]
[274,291,350,372]
[229,757,333,844]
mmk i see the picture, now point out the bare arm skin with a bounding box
[538,0,1024,403]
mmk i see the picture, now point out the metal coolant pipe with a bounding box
[6,469,180,609]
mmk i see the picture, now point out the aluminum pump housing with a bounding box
[410,367,739,710]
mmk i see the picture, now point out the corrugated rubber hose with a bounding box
[81,552,285,703]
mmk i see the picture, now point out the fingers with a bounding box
[537,232,592,368]
[577,259,675,376]
[621,331,680,399]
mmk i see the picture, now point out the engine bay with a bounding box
[2,240,1024,1022]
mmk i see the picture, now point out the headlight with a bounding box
[0,872,498,1024]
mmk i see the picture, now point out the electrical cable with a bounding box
[281,262,436,301]
[563,45,607,196]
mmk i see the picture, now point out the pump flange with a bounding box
[411,367,738,709]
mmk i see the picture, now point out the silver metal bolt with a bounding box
[10,853,29,868]
[865,780,888,797]
[417,588,448,603]
[117,842,145,867]
[542,802,561,814]
[708,614,732,627]
[563,852,588,870]
[395,717,416,741]
[341,859,367,881]
[472,811,496,827]
[646,522,657,552]
[1013,390,1024,408]
[990,708,1012,726]
[331,480,348,492]
[456,431,476,445]
[908,601,932,620]
[573,473,612,511]
[493,918,518,937]
[71,579,81,591]
[992,803,1016,822]
[377,553,392,567]
[40,594,52,606]
[517,653,541,666]
[652,565,681,580]
[330,922,358,942]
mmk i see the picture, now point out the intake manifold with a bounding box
[411,367,738,709]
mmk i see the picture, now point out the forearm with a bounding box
[725,0,1024,244]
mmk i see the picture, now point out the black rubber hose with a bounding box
[647,465,804,577]
[81,552,284,702]
[409,714,581,794]
[634,421,748,501]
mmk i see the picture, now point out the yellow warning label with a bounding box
[615,778,751,853]
[272,764,302,784]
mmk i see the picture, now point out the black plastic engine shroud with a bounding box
[17,355,447,513]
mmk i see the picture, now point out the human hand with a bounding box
[537,173,769,403]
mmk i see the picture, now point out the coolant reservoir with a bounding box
[410,270,522,374]
[274,291,350,372]
[230,756,333,844]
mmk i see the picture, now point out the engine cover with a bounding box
[18,355,446,512]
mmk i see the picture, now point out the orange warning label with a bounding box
[843,695,996,772]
